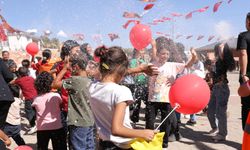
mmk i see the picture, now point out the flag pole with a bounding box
[155,103,180,131]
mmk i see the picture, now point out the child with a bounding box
[10,67,37,134]
[80,43,93,61]
[3,85,25,146]
[89,46,157,149]
[52,55,95,150]
[31,49,56,74]
[146,38,197,148]
[186,59,205,126]
[202,59,215,115]
[22,59,36,79]
[129,49,149,124]
[32,72,67,150]
[51,40,80,127]
[8,62,18,78]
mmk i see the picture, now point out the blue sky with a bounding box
[1,0,249,49]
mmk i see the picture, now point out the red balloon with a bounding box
[169,74,210,114]
[129,24,152,50]
[14,145,33,150]
[238,81,250,97]
[26,42,39,56]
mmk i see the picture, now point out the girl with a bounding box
[146,38,197,148]
[89,46,157,150]
[207,43,235,142]
[32,49,56,74]
[32,72,67,150]
[80,43,93,61]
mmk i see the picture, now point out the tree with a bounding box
[40,36,60,49]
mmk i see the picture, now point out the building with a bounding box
[0,32,40,51]
[196,37,238,61]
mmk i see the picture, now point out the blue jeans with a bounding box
[69,125,95,150]
[3,123,25,145]
[25,100,36,127]
[207,83,230,137]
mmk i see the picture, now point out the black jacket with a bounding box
[0,58,14,102]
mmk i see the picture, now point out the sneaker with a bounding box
[27,126,37,134]
[208,128,218,135]
[168,134,176,142]
[162,143,168,148]
[175,132,183,141]
[212,134,226,142]
[186,120,197,126]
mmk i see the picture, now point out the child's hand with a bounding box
[4,138,11,146]
[190,47,197,56]
[151,39,156,48]
[141,63,159,76]
[141,129,158,141]
[63,56,71,70]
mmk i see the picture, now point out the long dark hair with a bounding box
[95,46,128,78]
[214,43,236,71]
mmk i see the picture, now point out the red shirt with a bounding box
[14,76,37,100]
[56,61,71,112]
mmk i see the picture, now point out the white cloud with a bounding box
[214,21,233,40]
[26,29,38,34]
[57,30,67,38]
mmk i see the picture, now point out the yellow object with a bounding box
[130,132,165,150]
[102,63,109,70]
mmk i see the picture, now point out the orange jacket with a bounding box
[242,113,250,150]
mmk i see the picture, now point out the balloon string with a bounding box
[154,104,180,131]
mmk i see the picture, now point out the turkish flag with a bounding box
[185,12,193,19]
[144,4,154,10]
[213,1,223,13]
[0,24,7,41]
[196,6,209,13]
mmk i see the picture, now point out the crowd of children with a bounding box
[0,34,242,150]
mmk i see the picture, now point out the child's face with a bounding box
[136,50,145,59]
[157,49,170,63]
[9,66,17,73]
[70,46,81,55]
[86,45,92,54]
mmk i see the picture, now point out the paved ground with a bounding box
[8,72,243,150]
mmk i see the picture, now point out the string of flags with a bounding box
[155,32,220,42]
[122,0,233,28]
[0,0,235,46]
[108,33,119,42]
[146,0,232,25]
[72,34,84,41]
